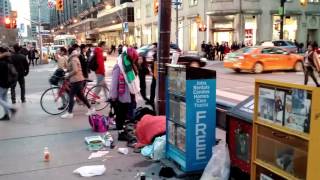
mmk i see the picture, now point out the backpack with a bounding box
[88,54,98,71]
[134,106,156,122]
[88,114,109,133]
[7,62,18,86]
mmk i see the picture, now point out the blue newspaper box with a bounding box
[166,65,216,172]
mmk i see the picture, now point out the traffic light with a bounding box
[195,14,201,24]
[11,18,17,29]
[153,0,159,15]
[56,0,63,11]
[198,23,207,32]
[4,17,11,29]
[300,0,307,7]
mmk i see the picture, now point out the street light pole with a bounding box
[279,0,285,39]
[38,0,43,63]
[157,0,171,115]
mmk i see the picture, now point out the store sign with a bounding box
[187,79,216,169]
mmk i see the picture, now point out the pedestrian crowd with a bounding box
[48,41,158,142]
[0,44,29,120]
[201,41,245,61]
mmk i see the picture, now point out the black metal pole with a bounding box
[280,0,285,39]
[157,0,171,115]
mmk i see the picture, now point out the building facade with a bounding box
[97,0,135,47]
[0,0,11,18]
[134,0,320,52]
[29,0,51,36]
[50,0,135,46]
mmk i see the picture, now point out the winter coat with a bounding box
[0,56,11,88]
[94,47,105,75]
[66,53,84,83]
[110,64,131,103]
[11,52,29,78]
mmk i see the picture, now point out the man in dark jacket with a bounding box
[10,44,29,104]
[28,47,36,66]
[0,47,17,120]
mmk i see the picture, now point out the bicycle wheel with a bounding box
[40,87,69,115]
[85,84,109,111]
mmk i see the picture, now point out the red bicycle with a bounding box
[40,79,109,115]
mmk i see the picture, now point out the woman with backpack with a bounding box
[304,43,320,87]
[110,47,140,139]
[60,47,96,119]
[0,47,17,120]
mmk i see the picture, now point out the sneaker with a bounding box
[61,112,74,119]
[58,106,66,111]
[85,108,96,116]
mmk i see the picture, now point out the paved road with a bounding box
[205,61,314,104]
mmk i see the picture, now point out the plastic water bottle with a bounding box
[44,147,50,162]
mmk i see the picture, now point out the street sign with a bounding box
[123,22,129,33]
[48,0,55,9]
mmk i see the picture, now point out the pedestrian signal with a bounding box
[153,0,159,15]
[195,14,201,24]
[56,0,63,11]
[198,23,207,32]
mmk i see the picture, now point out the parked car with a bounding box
[137,44,206,67]
[259,40,297,53]
[137,43,182,59]
[224,46,304,73]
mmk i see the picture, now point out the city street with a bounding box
[0,54,317,179]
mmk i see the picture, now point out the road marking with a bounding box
[216,89,248,102]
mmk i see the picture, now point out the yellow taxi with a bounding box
[224,46,304,73]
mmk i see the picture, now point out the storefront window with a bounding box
[189,21,198,51]
[213,21,233,44]
[272,16,298,41]
[245,16,257,46]
[189,0,198,6]
[144,25,152,44]
[152,25,158,43]
[136,8,141,19]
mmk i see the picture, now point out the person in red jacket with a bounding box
[94,41,107,99]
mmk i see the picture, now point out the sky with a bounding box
[10,0,30,37]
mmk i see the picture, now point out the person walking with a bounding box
[304,43,320,87]
[137,56,149,102]
[28,47,36,67]
[79,44,89,79]
[55,47,68,70]
[10,44,29,104]
[0,47,17,120]
[94,41,108,99]
[61,47,95,119]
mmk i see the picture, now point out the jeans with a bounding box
[95,74,107,98]
[304,66,320,87]
[0,87,13,114]
[114,102,129,130]
[150,76,156,104]
[11,76,26,103]
[68,81,91,113]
